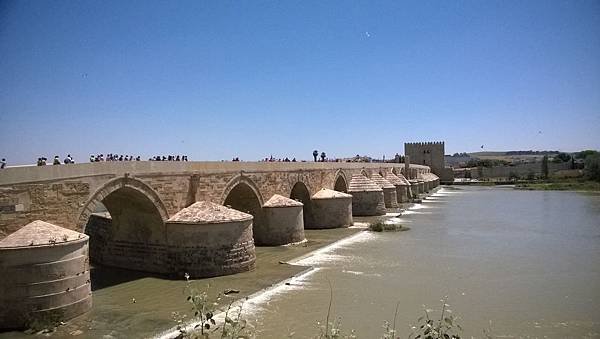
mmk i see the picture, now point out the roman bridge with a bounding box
[0,161,432,275]
[0,160,439,327]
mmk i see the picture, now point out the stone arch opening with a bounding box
[334,175,347,193]
[80,177,169,277]
[223,182,266,245]
[360,169,369,178]
[290,182,314,228]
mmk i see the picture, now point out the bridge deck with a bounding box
[0,161,428,185]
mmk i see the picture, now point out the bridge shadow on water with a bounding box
[90,264,167,291]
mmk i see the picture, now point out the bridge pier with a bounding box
[0,221,92,330]
[165,201,256,278]
[310,188,353,228]
[370,173,399,208]
[261,194,305,245]
[348,174,386,216]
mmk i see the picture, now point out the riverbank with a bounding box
[515,179,600,192]
[446,178,600,192]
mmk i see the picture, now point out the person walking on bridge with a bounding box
[1,158,6,169]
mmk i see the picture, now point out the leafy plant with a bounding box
[409,298,462,339]
[176,273,254,339]
[188,277,218,336]
[221,297,254,339]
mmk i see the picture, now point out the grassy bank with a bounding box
[515,179,600,192]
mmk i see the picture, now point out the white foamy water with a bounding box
[290,231,375,266]
[349,222,369,229]
[156,268,321,339]
[241,268,320,312]
[385,217,410,224]
[342,270,382,278]
[435,188,463,194]
[402,210,432,215]
[425,196,445,200]
[410,203,427,209]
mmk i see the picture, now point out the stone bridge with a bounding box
[0,161,431,275]
[0,161,436,327]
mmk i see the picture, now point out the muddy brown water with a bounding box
[2,186,599,338]
[246,186,600,338]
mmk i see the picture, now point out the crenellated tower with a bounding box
[404,141,445,176]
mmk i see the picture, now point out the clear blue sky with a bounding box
[1,1,599,164]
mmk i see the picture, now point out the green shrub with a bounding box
[409,298,463,339]
[368,221,408,232]
[584,154,600,182]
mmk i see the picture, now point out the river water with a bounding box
[2,186,599,338]
[244,186,600,338]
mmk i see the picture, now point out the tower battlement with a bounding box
[404,141,445,146]
[404,141,445,176]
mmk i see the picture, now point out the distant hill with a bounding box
[469,150,560,157]
[446,151,576,167]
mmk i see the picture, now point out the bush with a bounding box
[409,298,463,339]
[585,154,600,182]
[176,274,254,339]
[541,155,549,179]
[575,150,599,159]
[368,221,408,232]
[553,153,571,163]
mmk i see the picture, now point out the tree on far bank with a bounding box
[541,155,549,179]
[584,154,600,182]
[575,150,599,159]
[313,150,318,162]
[553,153,571,163]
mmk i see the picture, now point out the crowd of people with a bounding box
[0,151,376,169]
[90,154,141,162]
[34,154,75,166]
[259,156,297,162]
[150,155,188,161]
[88,154,189,162]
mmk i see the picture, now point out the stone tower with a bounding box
[404,141,445,176]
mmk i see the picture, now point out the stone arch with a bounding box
[78,176,169,232]
[221,175,264,206]
[290,181,314,228]
[392,167,399,175]
[360,169,370,178]
[78,176,170,274]
[222,175,266,245]
[334,170,348,193]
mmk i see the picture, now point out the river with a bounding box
[2,186,599,338]
[244,186,600,338]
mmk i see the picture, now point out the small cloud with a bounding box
[365,31,371,38]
